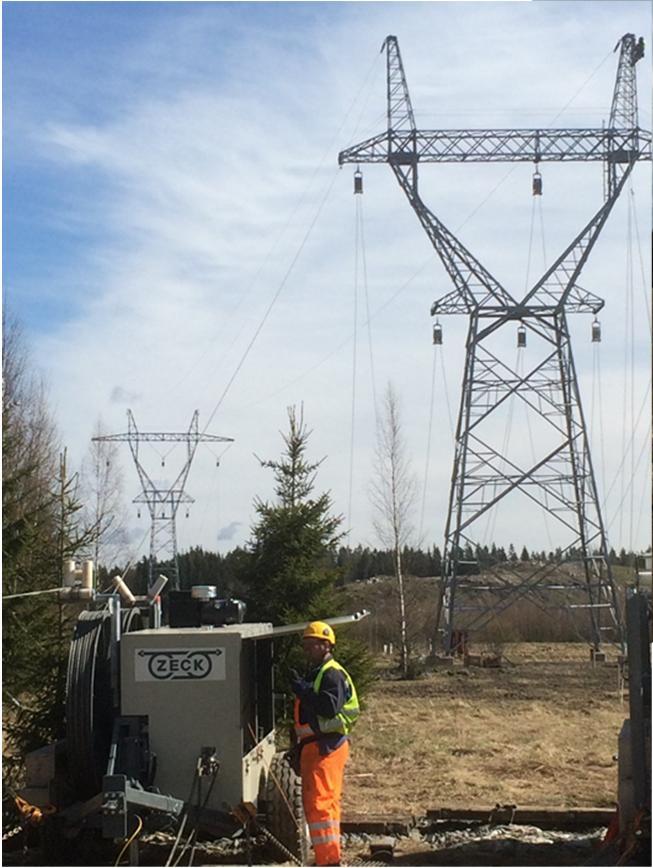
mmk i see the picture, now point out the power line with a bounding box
[418,345,439,544]
[199,52,382,433]
[347,192,360,532]
[202,168,340,433]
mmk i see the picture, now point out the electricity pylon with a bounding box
[339,34,651,653]
[94,410,233,590]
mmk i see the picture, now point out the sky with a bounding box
[3,0,652,569]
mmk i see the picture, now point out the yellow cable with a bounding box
[114,814,143,867]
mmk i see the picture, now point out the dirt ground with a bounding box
[342,642,626,817]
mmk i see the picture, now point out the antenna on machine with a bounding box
[94,410,234,591]
[339,33,651,656]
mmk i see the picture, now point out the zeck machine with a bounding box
[20,564,369,864]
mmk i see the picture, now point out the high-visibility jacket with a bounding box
[294,658,359,743]
[314,659,359,735]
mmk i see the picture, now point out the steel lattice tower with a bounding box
[94,410,233,590]
[339,34,651,653]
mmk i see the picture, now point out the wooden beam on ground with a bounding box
[342,806,614,834]
[425,806,614,829]
[341,815,414,835]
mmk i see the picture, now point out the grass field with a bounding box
[342,642,626,817]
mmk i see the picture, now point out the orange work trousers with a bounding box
[300,739,349,866]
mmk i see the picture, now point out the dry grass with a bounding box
[342,569,638,649]
[343,643,625,816]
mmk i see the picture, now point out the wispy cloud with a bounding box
[111,386,142,404]
[5,1,651,562]
[217,521,243,542]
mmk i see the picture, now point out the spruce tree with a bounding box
[246,405,343,624]
[244,405,374,703]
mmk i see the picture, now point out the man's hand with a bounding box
[290,669,312,697]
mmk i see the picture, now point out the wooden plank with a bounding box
[425,806,614,828]
[343,806,614,834]
[341,815,413,835]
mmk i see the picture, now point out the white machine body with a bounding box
[120,624,277,812]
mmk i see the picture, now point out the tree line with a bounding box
[122,543,444,593]
[122,540,645,594]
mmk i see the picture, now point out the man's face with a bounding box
[302,637,331,665]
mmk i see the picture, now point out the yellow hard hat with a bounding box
[303,621,336,645]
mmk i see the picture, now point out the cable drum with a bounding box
[65,608,143,800]
[65,611,113,799]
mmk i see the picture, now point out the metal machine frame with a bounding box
[20,582,369,864]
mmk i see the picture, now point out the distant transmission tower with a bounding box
[339,34,651,653]
[94,410,233,590]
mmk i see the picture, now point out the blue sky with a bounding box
[3,0,651,564]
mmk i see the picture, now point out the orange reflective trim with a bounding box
[311,833,339,844]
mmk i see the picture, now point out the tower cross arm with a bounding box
[93,432,234,443]
[133,491,194,504]
[430,287,477,316]
[339,127,652,165]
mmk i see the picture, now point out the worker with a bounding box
[291,621,359,867]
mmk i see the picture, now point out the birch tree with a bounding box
[80,417,127,570]
[370,382,417,677]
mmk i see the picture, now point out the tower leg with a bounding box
[436,313,624,652]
